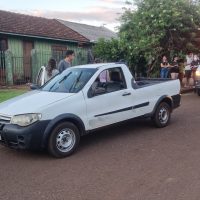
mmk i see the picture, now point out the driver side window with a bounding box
[89,67,127,97]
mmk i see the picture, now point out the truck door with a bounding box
[84,67,137,130]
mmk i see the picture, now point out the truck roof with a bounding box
[73,63,124,69]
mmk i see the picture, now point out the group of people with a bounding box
[43,50,75,83]
[160,52,200,87]
[44,50,200,88]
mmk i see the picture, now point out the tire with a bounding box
[198,89,200,96]
[152,102,171,128]
[48,122,80,158]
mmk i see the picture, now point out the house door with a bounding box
[23,40,33,82]
[0,38,7,85]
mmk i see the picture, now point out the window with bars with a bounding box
[0,38,8,51]
[52,45,68,62]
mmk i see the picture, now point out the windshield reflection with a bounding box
[41,68,97,93]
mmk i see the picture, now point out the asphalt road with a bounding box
[0,93,200,200]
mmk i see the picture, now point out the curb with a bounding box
[181,88,194,94]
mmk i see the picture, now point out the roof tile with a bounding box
[0,10,89,43]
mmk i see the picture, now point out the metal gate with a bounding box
[12,56,32,85]
[1,48,89,85]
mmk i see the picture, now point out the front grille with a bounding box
[0,114,11,124]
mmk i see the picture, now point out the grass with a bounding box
[0,89,28,103]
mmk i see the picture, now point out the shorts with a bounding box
[170,67,179,73]
[185,70,192,79]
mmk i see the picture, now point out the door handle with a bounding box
[122,92,131,96]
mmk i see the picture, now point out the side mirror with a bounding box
[30,84,39,90]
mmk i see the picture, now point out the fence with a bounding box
[0,51,6,85]
[0,48,89,86]
[31,48,88,84]
[12,56,32,85]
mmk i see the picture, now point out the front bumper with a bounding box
[0,120,50,150]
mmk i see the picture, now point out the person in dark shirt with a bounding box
[170,56,179,79]
[58,50,75,73]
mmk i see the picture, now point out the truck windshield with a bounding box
[41,68,97,93]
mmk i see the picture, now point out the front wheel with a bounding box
[152,102,171,128]
[48,122,80,158]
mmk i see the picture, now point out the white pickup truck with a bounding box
[0,63,181,157]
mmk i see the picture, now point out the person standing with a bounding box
[191,54,200,81]
[170,56,179,79]
[44,58,59,83]
[178,58,185,86]
[58,50,75,73]
[184,52,193,87]
[160,55,170,78]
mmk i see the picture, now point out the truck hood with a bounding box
[0,90,75,116]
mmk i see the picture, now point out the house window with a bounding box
[78,43,84,48]
[0,38,8,51]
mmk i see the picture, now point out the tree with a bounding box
[93,38,125,62]
[119,0,200,76]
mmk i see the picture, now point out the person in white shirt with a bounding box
[44,58,59,83]
[184,52,193,87]
[185,52,193,78]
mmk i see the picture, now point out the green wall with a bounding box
[7,37,24,81]
[4,35,90,84]
[8,37,23,56]
[34,41,52,51]
[34,40,88,67]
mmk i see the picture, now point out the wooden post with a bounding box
[5,50,13,85]
[31,49,37,83]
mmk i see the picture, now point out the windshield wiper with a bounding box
[69,71,83,93]
[49,72,72,91]
[59,72,72,84]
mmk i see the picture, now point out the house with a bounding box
[58,19,117,43]
[0,10,90,85]
[58,20,118,65]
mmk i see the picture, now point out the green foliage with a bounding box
[93,38,125,62]
[120,0,200,72]
[94,0,200,77]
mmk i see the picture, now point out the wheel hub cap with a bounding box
[56,129,75,153]
[159,107,169,124]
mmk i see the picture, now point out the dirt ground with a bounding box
[0,92,200,200]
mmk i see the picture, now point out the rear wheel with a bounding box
[152,102,171,128]
[48,122,80,158]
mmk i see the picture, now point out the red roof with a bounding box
[0,10,89,43]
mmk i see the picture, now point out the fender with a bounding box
[41,113,86,148]
[152,95,173,115]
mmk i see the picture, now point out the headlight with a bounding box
[11,113,42,127]
[196,70,200,76]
